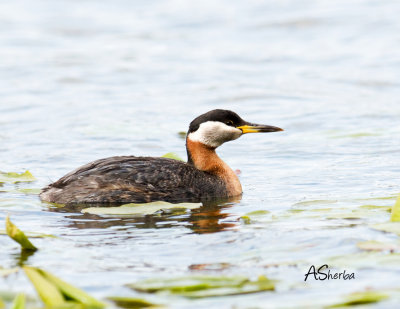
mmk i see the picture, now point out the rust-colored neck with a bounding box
[186,138,242,196]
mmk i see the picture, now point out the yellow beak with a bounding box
[237,124,284,134]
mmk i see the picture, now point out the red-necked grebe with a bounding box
[40,109,283,205]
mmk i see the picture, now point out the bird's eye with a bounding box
[226,120,234,126]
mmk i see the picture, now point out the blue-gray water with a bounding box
[1,0,400,308]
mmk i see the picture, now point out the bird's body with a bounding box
[40,109,282,205]
[40,155,236,204]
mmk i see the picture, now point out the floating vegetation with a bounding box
[371,222,400,236]
[358,204,391,211]
[277,205,390,222]
[10,294,25,309]
[107,296,160,309]
[294,195,398,209]
[328,252,400,269]
[325,208,385,220]
[355,195,398,201]
[128,275,275,298]
[0,230,56,238]
[327,290,389,307]
[0,188,41,195]
[0,171,36,184]
[5,216,37,251]
[244,210,270,216]
[0,267,105,308]
[240,217,251,225]
[357,240,400,252]
[23,267,105,308]
[177,131,187,139]
[24,267,64,307]
[82,201,202,216]
[240,210,270,224]
[369,195,400,235]
[331,132,381,139]
[293,199,338,207]
[161,152,184,161]
[390,194,400,222]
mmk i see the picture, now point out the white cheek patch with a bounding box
[188,121,242,148]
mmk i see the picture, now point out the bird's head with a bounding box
[186,109,283,148]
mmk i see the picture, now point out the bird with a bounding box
[40,109,283,205]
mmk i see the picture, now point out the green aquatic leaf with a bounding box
[244,210,270,216]
[328,291,389,307]
[17,188,41,195]
[23,267,104,308]
[333,132,381,139]
[391,194,400,222]
[355,195,398,201]
[5,216,37,251]
[0,188,41,195]
[161,152,184,161]
[310,208,335,213]
[283,206,389,221]
[45,302,87,309]
[23,267,65,307]
[177,131,187,139]
[11,294,25,309]
[128,275,275,298]
[0,230,56,238]
[359,205,391,212]
[82,201,202,216]
[107,296,159,308]
[293,195,397,209]
[0,171,36,184]
[328,252,400,269]
[39,269,105,308]
[240,210,270,224]
[287,209,306,213]
[371,222,400,236]
[357,240,400,252]
[240,216,251,224]
[293,200,338,207]
[325,209,378,220]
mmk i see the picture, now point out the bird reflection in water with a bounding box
[46,195,241,234]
